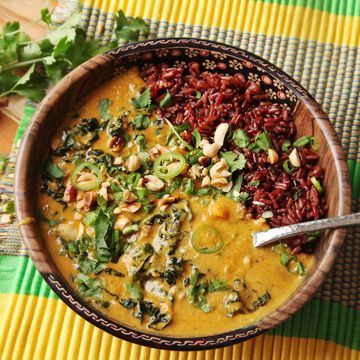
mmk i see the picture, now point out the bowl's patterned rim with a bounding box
[35,38,322,350]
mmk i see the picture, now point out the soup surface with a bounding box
[39,67,316,336]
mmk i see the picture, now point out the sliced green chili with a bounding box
[191,225,224,254]
[153,152,186,179]
[70,162,102,191]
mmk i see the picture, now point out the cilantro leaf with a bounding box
[19,43,42,61]
[133,114,150,130]
[98,98,113,121]
[208,279,229,292]
[2,64,47,101]
[44,159,65,179]
[46,12,81,45]
[126,283,143,300]
[159,90,171,108]
[0,9,149,103]
[75,273,103,300]
[281,140,291,152]
[233,129,250,148]
[41,8,53,26]
[0,71,19,93]
[114,10,149,42]
[131,87,151,109]
[220,151,246,172]
[94,210,111,261]
[227,174,250,204]
[83,211,98,226]
[250,132,272,152]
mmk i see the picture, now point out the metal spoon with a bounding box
[252,212,360,248]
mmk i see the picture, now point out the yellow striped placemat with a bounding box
[0,0,359,359]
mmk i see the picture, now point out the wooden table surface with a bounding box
[0,0,56,155]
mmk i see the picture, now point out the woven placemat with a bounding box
[0,1,359,359]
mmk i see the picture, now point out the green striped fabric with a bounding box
[0,0,359,354]
[256,0,360,16]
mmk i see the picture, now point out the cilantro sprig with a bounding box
[0,9,149,102]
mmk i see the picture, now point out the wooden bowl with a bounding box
[15,38,351,350]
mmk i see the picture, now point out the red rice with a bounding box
[141,63,326,252]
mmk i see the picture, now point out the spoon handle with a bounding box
[252,212,360,248]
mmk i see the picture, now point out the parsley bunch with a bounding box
[0,9,149,102]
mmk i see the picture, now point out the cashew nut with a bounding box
[156,144,170,154]
[77,172,97,183]
[210,177,228,188]
[127,155,141,172]
[115,216,132,230]
[203,142,220,158]
[58,222,83,240]
[158,196,178,207]
[201,176,211,187]
[114,157,124,165]
[144,175,165,192]
[211,178,233,192]
[210,159,231,179]
[98,186,108,201]
[120,202,142,213]
[188,164,201,179]
[214,123,229,148]
[83,191,96,211]
[289,148,301,167]
[267,149,279,164]
[123,189,137,203]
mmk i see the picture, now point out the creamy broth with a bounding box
[39,67,313,336]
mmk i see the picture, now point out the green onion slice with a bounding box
[310,176,323,193]
[70,162,102,191]
[191,225,224,254]
[153,152,186,179]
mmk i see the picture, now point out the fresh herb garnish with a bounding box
[135,134,146,151]
[74,273,103,300]
[282,159,294,174]
[94,210,112,262]
[98,98,112,121]
[164,118,194,150]
[220,151,246,172]
[0,9,149,102]
[159,90,172,108]
[131,87,151,109]
[281,139,291,152]
[310,176,324,193]
[186,267,211,313]
[208,279,229,292]
[125,282,143,300]
[113,10,149,42]
[41,8,53,26]
[293,136,311,148]
[43,159,65,179]
[232,129,250,148]
[133,114,150,130]
[250,131,272,152]
[250,180,260,187]
[192,128,202,148]
[272,243,306,276]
